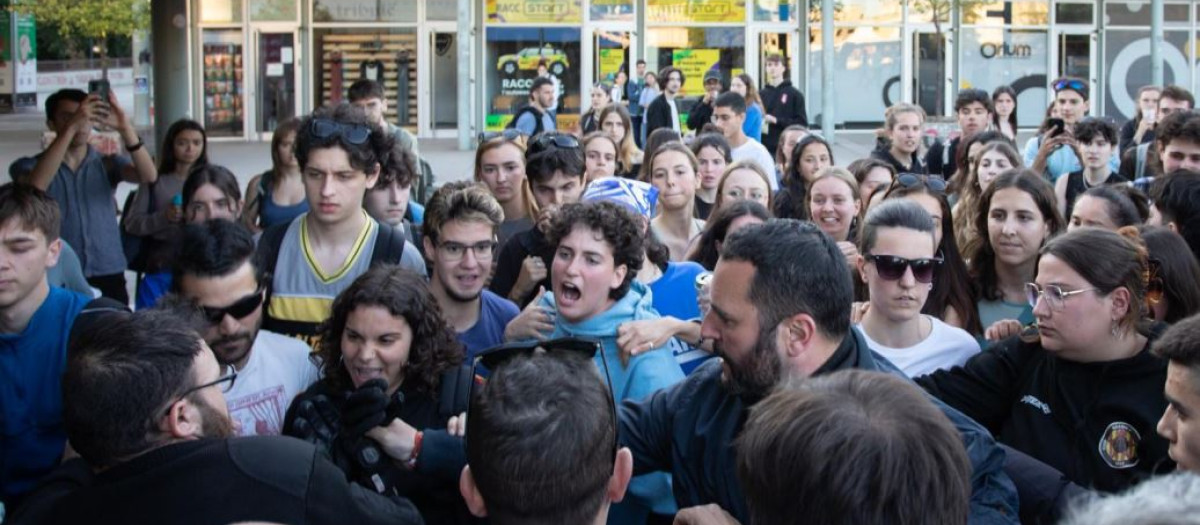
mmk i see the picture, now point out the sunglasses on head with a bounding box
[1146,258,1165,306]
[530,132,581,153]
[1053,79,1087,94]
[895,173,947,194]
[478,129,527,144]
[200,287,265,324]
[310,118,371,145]
[864,254,943,284]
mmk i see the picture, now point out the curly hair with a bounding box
[316,265,464,397]
[546,201,645,300]
[375,137,419,189]
[294,103,396,177]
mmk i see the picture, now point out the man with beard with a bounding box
[422,181,518,358]
[172,219,318,436]
[11,309,420,525]
[617,219,1019,524]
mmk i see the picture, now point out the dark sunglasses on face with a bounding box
[864,254,943,284]
[1053,78,1087,94]
[478,129,527,144]
[201,287,266,324]
[310,118,371,145]
[895,173,947,193]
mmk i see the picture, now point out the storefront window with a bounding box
[1104,29,1191,120]
[313,0,418,23]
[484,27,582,131]
[1054,3,1093,25]
[1105,2,1189,26]
[753,0,797,22]
[647,0,746,24]
[906,0,954,25]
[202,29,245,137]
[808,26,900,128]
[591,0,635,22]
[427,2,458,21]
[809,0,900,26]
[488,0,583,24]
[595,31,633,83]
[646,27,744,98]
[961,2,1049,26]
[959,27,1048,127]
[249,0,297,22]
[199,0,243,23]
[312,28,419,129]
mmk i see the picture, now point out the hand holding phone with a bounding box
[1047,118,1066,138]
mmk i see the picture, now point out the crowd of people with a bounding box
[4,59,1200,525]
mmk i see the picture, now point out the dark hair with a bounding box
[172,219,261,290]
[375,138,419,189]
[421,181,504,246]
[691,132,732,163]
[714,91,747,115]
[736,370,971,525]
[1153,313,1200,368]
[1155,110,1200,152]
[785,134,834,187]
[316,266,463,395]
[1037,101,1060,134]
[721,219,852,339]
[1133,85,1164,122]
[735,73,761,106]
[1160,84,1195,109]
[1053,76,1089,100]
[764,53,785,66]
[657,66,684,90]
[294,103,395,176]
[687,199,771,270]
[1076,185,1147,228]
[640,128,683,179]
[992,85,1018,132]
[530,76,555,99]
[971,170,1065,301]
[182,164,242,210]
[1141,226,1200,324]
[526,132,585,183]
[547,201,644,301]
[265,119,301,192]
[347,79,385,102]
[1073,117,1118,145]
[952,130,1013,187]
[882,181,983,335]
[44,88,87,122]
[955,88,993,113]
[158,119,209,175]
[0,182,61,241]
[1043,227,1149,334]
[774,125,810,168]
[858,199,935,255]
[636,59,646,66]
[1154,170,1200,263]
[466,351,615,525]
[63,309,207,468]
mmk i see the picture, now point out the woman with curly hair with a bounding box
[283,265,470,524]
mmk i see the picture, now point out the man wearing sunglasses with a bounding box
[618,219,1018,524]
[12,309,420,525]
[172,220,318,437]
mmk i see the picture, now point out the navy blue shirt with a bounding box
[457,290,519,359]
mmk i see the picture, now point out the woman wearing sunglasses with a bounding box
[1140,225,1200,324]
[918,227,1172,493]
[283,265,470,524]
[855,200,980,377]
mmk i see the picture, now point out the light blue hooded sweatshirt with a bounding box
[534,281,685,523]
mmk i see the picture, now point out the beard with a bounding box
[715,324,783,400]
[196,395,237,438]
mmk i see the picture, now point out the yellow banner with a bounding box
[598,49,625,82]
[647,0,746,23]
[487,0,583,24]
[672,48,720,97]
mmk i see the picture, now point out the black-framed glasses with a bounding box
[1025,282,1097,311]
[530,132,581,154]
[164,364,238,416]
[895,173,947,194]
[437,240,497,262]
[466,338,617,458]
[864,254,943,284]
[200,287,265,325]
[311,118,371,145]
[478,129,527,144]
[1053,78,1087,94]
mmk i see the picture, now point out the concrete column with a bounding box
[820,0,834,142]
[1150,0,1164,86]
[457,0,471,150]
[151,0,189,151]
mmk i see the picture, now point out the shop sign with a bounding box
[14,12,35,108]
[647,0,746,24]
[980,42,1032,59]
[672,48,720,96]
[488,0,583,24]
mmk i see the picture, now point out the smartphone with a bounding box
[1047,118,1066,138]
[87,79,111,102]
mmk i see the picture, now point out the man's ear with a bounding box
[45,238,62,269]
[780,313,817,359]
[1168,221,1180,234]
[459,466,489,518]
[607,447,634,504]
[160,399,201,440]
[365,164,380,190]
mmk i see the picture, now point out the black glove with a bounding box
[289,394,341,454]
[342,378,390,440]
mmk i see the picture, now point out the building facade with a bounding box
[185,0,1200,140]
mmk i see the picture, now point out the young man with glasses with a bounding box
[422,182,519,358]
[170,219,318,437]
[257,104,425,348]
[11,308,421,525]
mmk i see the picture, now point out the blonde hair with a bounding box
[804,167,860,221]
[885,103,926,131]
[473,136,538,220]
[715,160,774,212]
[597,104,642,174]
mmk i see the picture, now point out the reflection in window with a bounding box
[313,0,417,23]
[484,28,582,131]
[807,26,901,127]
[809,0,900,25]
[961,1,1049,26]
[312,28,419,130]
[591,0,635,21]
[200,0,243,23]
[753,0,797,22]
[959,28,1048,127]
[249,0,297,22]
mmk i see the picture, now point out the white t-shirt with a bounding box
[857,316,980,377]
[667,97,681,134]
[224,330,321,437]
[730,140,779,190]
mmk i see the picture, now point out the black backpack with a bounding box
[506,105,545,136]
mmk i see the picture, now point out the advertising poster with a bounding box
[599,49,625,83]
[590,0,634,22]
[485,27,581,131]
[672,48,719,97]
[0,9,12,113]
[14,12,34,108]
[647,0,746,24]
[487,0,582,24]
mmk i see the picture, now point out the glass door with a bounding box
[429,31,459,133]
[1054,31,1096,115]
[201,29,247,138]
[254,30,298,136]
[912,30,951,119]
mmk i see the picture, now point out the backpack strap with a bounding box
[437,364,473,419]
[257,223,290,282]
[1136,142,1150,180]
[371,222,408,266]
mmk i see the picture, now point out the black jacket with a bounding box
[618,327,1020,524]
[917,327,1174,493]
[645,93,678,138]
[489,226,553,308]
[870,143,928,175]
[687,98,715,131]
[760,79,808,154]
[925,136,961,180]
[12,437,422,525]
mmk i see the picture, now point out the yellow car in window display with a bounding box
[497,46,569,76]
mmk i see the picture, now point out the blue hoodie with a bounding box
[535,281,685,523]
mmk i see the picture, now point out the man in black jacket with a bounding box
[645,66,684,138]
[687,70,724,132]
[9,309,421,525]
[759,54,808,155]
[617,219,1019,524]
[925,88,993,180]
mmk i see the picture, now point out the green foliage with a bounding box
[11,0,149,41]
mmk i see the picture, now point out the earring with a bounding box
[1111,320,1120,339]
